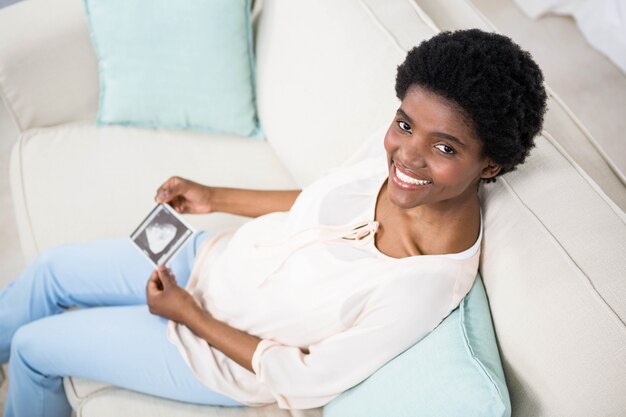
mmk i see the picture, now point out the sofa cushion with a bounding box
[254,0,437,187]
[63,376,322,417]
[477,133,626,417]
[9,123,297,261]
[0,0,99,132]
[324,275,510,417]
[82,0,262,138]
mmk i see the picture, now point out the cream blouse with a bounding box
[167,155,482,409]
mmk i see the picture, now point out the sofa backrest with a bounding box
[478,134,626,417]
[255,1,626,416]
[0,0,99,132]
[254,0,437,187]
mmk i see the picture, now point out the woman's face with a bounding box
[384,85,499,211]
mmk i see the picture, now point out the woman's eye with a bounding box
[397,121,411,132]
[435,144,455,155]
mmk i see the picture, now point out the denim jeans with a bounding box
[0,231,244,417]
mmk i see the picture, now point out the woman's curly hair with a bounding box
[395,29,548,182]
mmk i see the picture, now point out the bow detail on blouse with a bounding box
[252,219,380,287]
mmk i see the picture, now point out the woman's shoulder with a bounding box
[357,265,462,328]
[361,246,480,316]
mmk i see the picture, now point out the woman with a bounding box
[0,29,547,416]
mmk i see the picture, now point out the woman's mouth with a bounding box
[391,162,432,190]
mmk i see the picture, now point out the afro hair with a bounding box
[395,29,548,182]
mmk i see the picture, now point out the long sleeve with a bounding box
[167,153,481,408]
[250,272,456,409]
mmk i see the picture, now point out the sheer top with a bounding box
[167,155,482,409]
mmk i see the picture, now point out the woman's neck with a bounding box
[375,182,482,256]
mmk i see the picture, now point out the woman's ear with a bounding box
[480,159,501,181]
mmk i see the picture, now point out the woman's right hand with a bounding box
[155,176,213,214]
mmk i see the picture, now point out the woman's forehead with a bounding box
[401,86,479,144]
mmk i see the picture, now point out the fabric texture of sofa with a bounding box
[0,0,625,416]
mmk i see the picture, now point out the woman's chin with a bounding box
[387,190,429,210]
[387,183,432,209]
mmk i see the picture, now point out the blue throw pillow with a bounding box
[324,274,511,417]
[83,0,262,138]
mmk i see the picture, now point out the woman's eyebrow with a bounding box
[396,108,414,124]
[432,132,466,148]
[396,108,467,148]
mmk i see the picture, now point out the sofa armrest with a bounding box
[0,0,99,133]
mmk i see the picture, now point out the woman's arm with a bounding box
[184,306,260,373]
[146,266,451,409]
[210,187,302,218]
[155,176,301,218]
[146,266,260,373]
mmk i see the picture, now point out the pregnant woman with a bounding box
[0,29,547,416]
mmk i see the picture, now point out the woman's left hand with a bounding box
[146,265,201,325]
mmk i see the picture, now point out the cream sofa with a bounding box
[0,0,625,416]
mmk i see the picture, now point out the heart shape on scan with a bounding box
[146,223,177,254]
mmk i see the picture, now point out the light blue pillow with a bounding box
[83,0,262,138]
[324,274,511,417]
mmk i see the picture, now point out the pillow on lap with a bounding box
[83,0,262,138]
[324,274,511,417]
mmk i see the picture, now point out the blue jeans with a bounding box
[0,231,244,417]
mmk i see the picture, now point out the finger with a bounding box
[158,176,179,195]
[147,271,162,292]
[156,177,185,204]
[155,180,173,203]
[157,266,176,288]
[147,278,157,293]
[170,196,187,213]
[166,269,178,286]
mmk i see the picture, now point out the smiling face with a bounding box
[384,86,500,212]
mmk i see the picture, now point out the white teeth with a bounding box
[395,166,431,185]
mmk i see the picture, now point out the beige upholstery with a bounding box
[9,122,297,262]
[0,0,624,416]
[63,377,321,417]
[478,135,626,417]
[255,0,434,187]
[0,0,99,131]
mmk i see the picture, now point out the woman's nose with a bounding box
[400,134,428,167]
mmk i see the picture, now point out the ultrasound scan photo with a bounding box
[130,203,194,267]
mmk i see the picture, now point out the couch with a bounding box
[0,0,625,416]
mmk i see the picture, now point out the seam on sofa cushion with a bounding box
[458,294,507,417]
[74,387,122,417]
[68,377,120,417]
[541,129,626,221]
[545,86,626,185]
[0,68,24,133]
[63,376,120,417]
[499,176,626,329]
[12,130,40,255]
[405,0,440,32]
[462,0,501,32]
[357,0,439,55]
[65,376,117,401]
[11,121,94,259]
[357,0,408,55]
